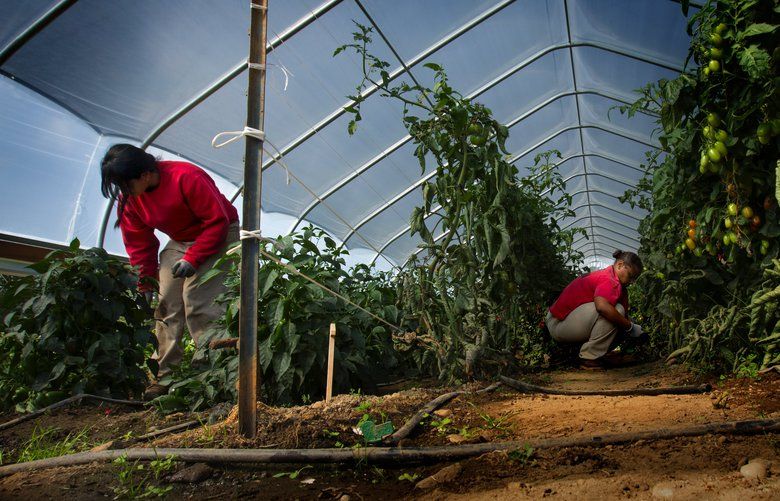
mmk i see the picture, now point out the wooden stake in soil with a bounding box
[238,0,269,439]
[326,323,336,402]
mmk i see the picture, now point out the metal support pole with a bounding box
[239,0,268,439]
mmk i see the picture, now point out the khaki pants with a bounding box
[546,302,626,360]
[154,222,239,377]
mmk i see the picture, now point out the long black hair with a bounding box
[100,144,158,227]
[612,249,643,275]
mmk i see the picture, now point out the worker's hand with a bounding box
[171,259,196,279]
[628,323,643,338]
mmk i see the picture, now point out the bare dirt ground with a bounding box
[1,362,779,500]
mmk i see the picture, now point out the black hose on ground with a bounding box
[0,394,147,432]
[1,418,778,478]
[385,382,502,445]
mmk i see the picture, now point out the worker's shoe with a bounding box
[579,357,606,370]
[143,383,169,401]
[602,351,639,367]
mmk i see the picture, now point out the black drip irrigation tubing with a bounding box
[1,418,778,477]
[499,375,712,396]
[0,394,148,432]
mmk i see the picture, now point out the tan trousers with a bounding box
[546,302,626,360]
[154,222,239,377]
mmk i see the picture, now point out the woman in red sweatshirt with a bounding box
[546,250,644,369]
[101,144,239,399]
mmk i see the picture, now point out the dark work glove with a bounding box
[171,259,196,279]
[143,291,154,305]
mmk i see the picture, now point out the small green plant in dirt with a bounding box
[508,443,536,466]
[112,453,176,499]
[429,417,452,435]
[17,426,90,462]
[272,465,312,479]
[734,353,760,379]
[398,472,421,482]
[469,403,515,434]
[0,239,156,412]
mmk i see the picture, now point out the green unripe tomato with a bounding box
[703,67,711,77]
[703,125,715,139]
[467,123,483,135]
[708,60,721,72]
[715,129,728,143]
[741,206,754,219]
[727,203,738,216]
[728,231,738,244]
[707,148,721,163]
[708,162,721,174]
[700,154,710,167]
[699,163,708,174]
[757,123,770,136]
[685,238,696,251]
[709,47,723,60]
[709,33,723,46]
[706,242,715,254]
[714,141,728,157]
[715,23,727,35]
[724,217,733,229]
[758,134,770,145]
[723,234,731,246]
[694,247,703,257]
[707,113,721,127]
[469,134,487,146]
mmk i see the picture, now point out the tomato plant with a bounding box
[618,0,778,372]
[336,23,581,381]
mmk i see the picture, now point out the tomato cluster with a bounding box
[701,23,727,78]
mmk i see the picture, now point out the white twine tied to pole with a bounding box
[247,61,292,91]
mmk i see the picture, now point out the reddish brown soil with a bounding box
[1,363,779,500]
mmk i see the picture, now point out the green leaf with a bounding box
[738,45,770,80]
[69,238,80,251]
[423,62,442,71]
[738,23,777,39]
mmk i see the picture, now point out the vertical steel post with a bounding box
[238,0,268,438]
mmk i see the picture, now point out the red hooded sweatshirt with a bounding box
[119,161,239,283]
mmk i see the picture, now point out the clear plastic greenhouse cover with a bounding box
[0,0,696,271]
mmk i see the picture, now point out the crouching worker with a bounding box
[545,250,645,369]
[100,144,239,399]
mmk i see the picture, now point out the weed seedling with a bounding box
[273,465,313,479]
[398,472,421,482]
[112,453,176,499]
[18,426,90,462]
[429,417,452,434]
[508,443,536,466]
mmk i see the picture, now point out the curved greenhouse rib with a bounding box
[570,202,644,222]
[561,214,640,236]
[342,124,656,252]
[96,0,345,248]
[291,88,649,235]
[573,231,639,252]
[140,0,345,149]
[0,0,78,66]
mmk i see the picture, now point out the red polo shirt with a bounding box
[548,266,628,320]
[119,161,239,283]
